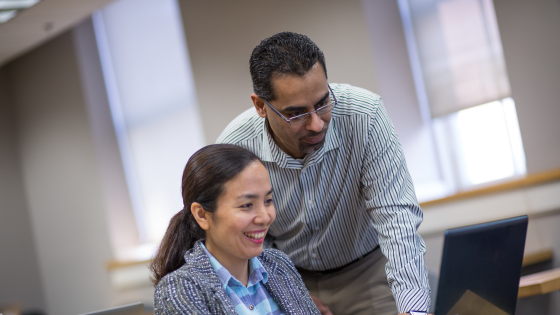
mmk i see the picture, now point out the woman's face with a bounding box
[203,161,275,267]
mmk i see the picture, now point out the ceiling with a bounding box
[0,0,115,66]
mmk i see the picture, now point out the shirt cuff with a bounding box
[394,288,431,314]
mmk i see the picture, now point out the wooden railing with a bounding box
[518,248,558,298]
[519,268,560,298]
[106,258,152,271]
[419,168,560,208]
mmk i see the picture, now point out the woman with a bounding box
[151,144,320,315]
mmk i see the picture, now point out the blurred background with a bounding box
[0,0,559,314]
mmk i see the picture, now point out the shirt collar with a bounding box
[260,117,340,169]
[200,242,268,290]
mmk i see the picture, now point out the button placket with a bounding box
[301,167,319,263]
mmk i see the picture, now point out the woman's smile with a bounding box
[244,229,268,243]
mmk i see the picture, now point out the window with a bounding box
[398,0,526,197]
[433,98,526,188]
[93,0,205,254]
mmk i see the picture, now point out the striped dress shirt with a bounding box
[217,83,431,313]
[201,243,284,315]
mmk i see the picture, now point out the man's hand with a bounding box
[310,294,333,315]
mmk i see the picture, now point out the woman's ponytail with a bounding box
[149,208,204,285]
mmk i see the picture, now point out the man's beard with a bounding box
[298,128,328,154]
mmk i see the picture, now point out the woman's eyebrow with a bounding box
[237,193,258,200]
[237,188,273,200]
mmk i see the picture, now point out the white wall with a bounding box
[178,0,379,144]
[493,0,560,174]
[6,27,115,315]
[0,65,46,313]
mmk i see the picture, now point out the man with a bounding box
[217,32,430,315]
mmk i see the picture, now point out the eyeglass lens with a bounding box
[289,103,333,125]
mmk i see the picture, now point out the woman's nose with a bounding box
[254,206,272,225]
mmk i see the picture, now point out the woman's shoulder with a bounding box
[155,261,200,295]
[259,248,298,273]
[155,265,234,315]
[259,248,292,264]
[154,249,227,314]
[156,245,219,293]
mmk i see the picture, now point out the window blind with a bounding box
[406,0,510,117]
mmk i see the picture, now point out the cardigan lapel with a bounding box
[260,254,301,315]
[185,241,223,289]
[185,241,238,314]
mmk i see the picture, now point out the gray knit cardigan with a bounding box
[154,241,321,315]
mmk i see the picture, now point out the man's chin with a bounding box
[299,137,326,154]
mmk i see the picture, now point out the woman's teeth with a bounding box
[244,231,266,239]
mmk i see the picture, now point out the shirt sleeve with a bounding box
[360,98,431,313]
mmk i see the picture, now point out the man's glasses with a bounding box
[264,84,338,125]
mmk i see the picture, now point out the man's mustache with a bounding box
[301,127,327,140]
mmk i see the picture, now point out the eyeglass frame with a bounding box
[264,84,338,125]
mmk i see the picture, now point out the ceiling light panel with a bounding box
[0,0,40,10]
[0,9,16,23]
[0,0,40,23]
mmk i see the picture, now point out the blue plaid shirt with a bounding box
[201,243,284,315]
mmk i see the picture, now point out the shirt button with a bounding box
[308,199,313,206]
[249,305,254,310]
[311,252,317,259]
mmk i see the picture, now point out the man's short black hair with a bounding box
[250,31,327,101]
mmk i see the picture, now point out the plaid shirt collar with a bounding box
[201,242,268,290]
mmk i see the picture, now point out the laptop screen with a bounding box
[435,215,528,315]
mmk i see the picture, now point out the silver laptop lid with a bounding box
[79,302,143,315]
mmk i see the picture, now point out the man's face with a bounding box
[252,63,331,159]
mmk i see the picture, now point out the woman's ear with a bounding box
[191,202,210,230]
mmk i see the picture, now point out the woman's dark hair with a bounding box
[149,144,261,285]
[250,31,327,101]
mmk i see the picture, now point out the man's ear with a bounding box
[191,202,210,230]
[251,93,267,118]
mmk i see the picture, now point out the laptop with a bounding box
[79,302,144,315]
[434,215,528,315]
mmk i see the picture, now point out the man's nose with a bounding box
[306,112,324,132]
